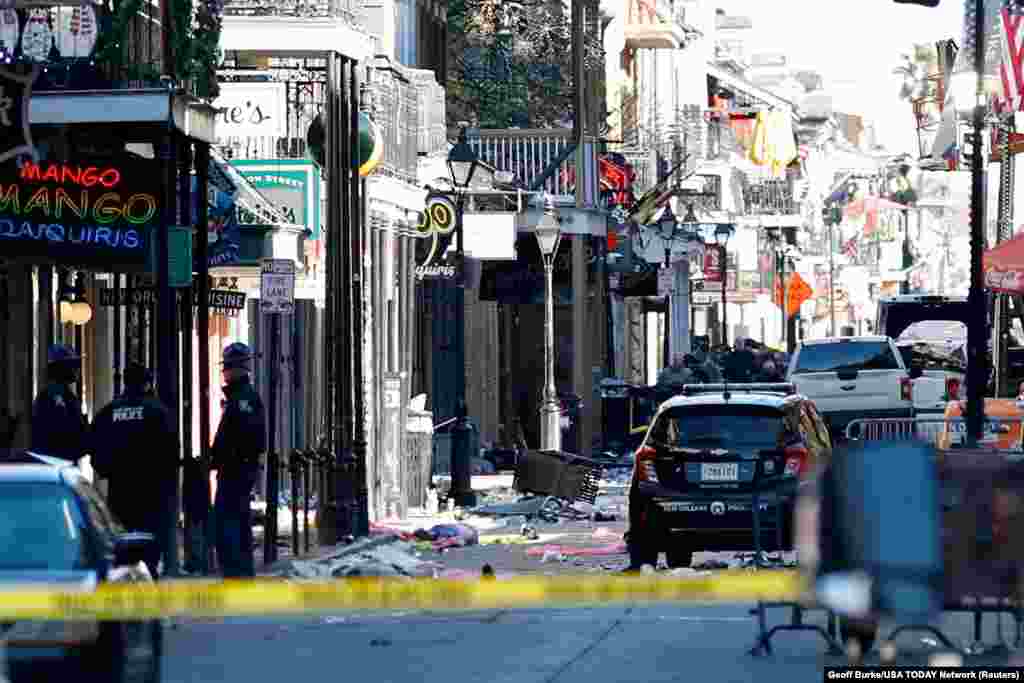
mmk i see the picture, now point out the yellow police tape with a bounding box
[0,571,805,621]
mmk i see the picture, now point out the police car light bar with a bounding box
[681,383,796,395]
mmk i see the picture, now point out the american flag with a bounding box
[840,236,859,261]
[998,0,1024,112]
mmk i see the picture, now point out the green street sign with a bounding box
[150,226,195,288]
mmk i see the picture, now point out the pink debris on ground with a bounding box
[591,527,621,540]
[525,542,627,558]
[369,522,417,541]
[437,568,516,581]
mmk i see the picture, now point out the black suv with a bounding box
[627,383,832,569]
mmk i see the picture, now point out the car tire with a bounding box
[81,623,129,682]
[664,546,693,569]
[839,616,879,656]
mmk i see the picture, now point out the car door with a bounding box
[73,481,144,582]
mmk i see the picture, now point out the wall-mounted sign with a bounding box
[0,156,158,268]
[229,159,321,241]
[212,82,287,139]
[97,287,248,311]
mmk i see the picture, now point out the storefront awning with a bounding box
[984,231,1024,295]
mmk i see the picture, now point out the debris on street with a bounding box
[265,540,442,580]
[526,541,628,558]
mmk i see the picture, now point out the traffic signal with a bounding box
[893,0,940,6]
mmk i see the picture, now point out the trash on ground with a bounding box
[591,527,619,540]
[526,542,627,558]
[540,550,565,564]
[668,567,712,577]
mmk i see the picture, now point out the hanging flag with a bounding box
[841,236,860,261]
[999,0,1024,112]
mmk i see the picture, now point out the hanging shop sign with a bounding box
[358,112,384,177]
[229,159,321,240]
[191,172,241,268]
[212,83,287,139]
[0,157,159,267]
[97,287,248,311]
[414,192,459,280]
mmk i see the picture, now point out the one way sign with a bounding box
[261,259,296,314]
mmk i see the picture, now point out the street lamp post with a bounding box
[657,204,678,365]
[710,224,734,347]
[536,197,563,452]
[446,127,480,506]
[949,0,989,446]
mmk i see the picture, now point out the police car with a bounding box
[628,384,832,569]
[0,451,163,682]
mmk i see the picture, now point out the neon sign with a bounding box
[0,157,159,268]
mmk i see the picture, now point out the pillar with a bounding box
[571,235,590,454]
[5,265,33,447]
[92,276,114,412]
[669,257,690,359]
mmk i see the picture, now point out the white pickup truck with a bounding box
[786,335,923,437]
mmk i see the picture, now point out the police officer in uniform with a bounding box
[211,342,266,578]
[31,344,89,463]
[91,362,177,579]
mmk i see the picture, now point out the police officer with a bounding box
[211,342,266,578]
[31,344,89,463]
[91,362,177,580]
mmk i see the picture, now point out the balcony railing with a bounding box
[369,65,420,186]
[406,68,446,157]
[223,0,362,25]
[462,129,575,196]
[742,180,800,215]
[217,136,311,161]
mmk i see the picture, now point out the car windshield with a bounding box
[792,341,901,374]
[0,482,90,571]
[647,406,783,450]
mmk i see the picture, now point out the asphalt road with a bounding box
[164,605,1021,683]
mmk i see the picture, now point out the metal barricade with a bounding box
[845,416,1024,450]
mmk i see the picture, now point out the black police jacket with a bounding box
[212,376,266,483]
[30,382,88,462]
[91,390,177,528]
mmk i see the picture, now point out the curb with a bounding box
[259,534,403,576]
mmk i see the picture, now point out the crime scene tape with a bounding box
[0,571,804,621]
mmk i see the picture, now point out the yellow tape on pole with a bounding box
[0,572,806,621]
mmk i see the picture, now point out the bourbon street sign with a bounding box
[0,157,159,268]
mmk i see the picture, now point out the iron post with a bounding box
[965,0,988,446]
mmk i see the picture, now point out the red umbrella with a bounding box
[984,231,1024,294]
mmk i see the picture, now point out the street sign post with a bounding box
[259,259,295,563]
[261,259,296,314]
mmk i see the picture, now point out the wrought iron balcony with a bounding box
[223,0,362,24]
[462,128,575,196]
[367,65,420,186]
[742,179,800,216]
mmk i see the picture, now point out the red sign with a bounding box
[703,246,724,282]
